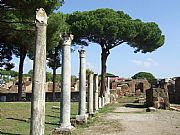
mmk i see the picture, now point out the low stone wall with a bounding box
[0,91,80,102]
[0,93,18,102]
[26,91,80,102]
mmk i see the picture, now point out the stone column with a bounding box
[88,73,94,115]
[55,33,74,133]
[76,50,88,123]
[104,77,110,105]
[93,74,99,111]
[30,8,47,135]
[98,97,102,109]
[102,96,105,107]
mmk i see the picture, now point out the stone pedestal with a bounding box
[93,74,99,111]
[88,74,94,115]
[55,33,74,133]
[76,49,87,123]
[76,114,88,124]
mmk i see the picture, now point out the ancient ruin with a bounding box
[76,49,88,123]
[55,33,74,133]
[30,8,47,135]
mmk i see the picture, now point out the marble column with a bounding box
[98,97,102,109]
[30,8,47,135]
[55,33,74,133]
[76,49,88,123]
[102,96,105,107]
[88,73,94,115]
[93,74,99,111]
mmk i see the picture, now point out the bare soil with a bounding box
[77,103,180,135]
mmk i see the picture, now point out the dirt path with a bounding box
[77,103,180,135]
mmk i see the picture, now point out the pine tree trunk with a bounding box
[52,47,58,102]
[99,49,109,97]
[18,48,27,101]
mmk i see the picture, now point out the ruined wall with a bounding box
[135,79,150,94]
[146,79,170,109]
[175,77,180,103]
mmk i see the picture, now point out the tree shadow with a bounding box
[0,131,22,135]
[45,121,59,126]
[46,114,59,119]
[7,117,60,126]
[124,103,146,108]
[6,117,30,123]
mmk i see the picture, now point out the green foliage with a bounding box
[47,12,69,74]
[46,72,62,82]
[0,43,14,69]
[67,8,165,96]
[0,1,64,100]
[86,68,94,79]
[0,69,18,77]
[132,72,156,83]
[0,69,18,83]
[67,8,165,52]
[46,72,52,82]
[47,12,69,50]
[105,72,116,77]
[27,69,33,77]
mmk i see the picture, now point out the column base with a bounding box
[76,114,88,124]
[54,125,74,134]
[88,112,95,117]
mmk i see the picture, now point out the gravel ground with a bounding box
[81,104,180,135]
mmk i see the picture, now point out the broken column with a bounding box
[88,73,94,115]
[93,74,99,111]
[30,8,47,135]
[76,49,88,123]
[55,33,74,133]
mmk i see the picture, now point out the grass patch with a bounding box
[117,96,139,103]
[0,102,78,135]
[0,96,139,135]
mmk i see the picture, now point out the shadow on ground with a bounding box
[6,117,59,126]
[124,103,146,108]
[7,118,29,123]
[0,131,22,135]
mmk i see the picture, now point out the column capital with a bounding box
[35,8,48,25]
[62,33,74,46]
[79,49,86,58]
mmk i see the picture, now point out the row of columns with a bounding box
[30,8,110,135]
[56,44,110,133]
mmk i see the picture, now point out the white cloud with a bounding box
[131,58,159,68]
[131,60,142,66]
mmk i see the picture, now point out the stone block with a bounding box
[146,107,156,112]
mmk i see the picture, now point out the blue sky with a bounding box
[13,0,180,78]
